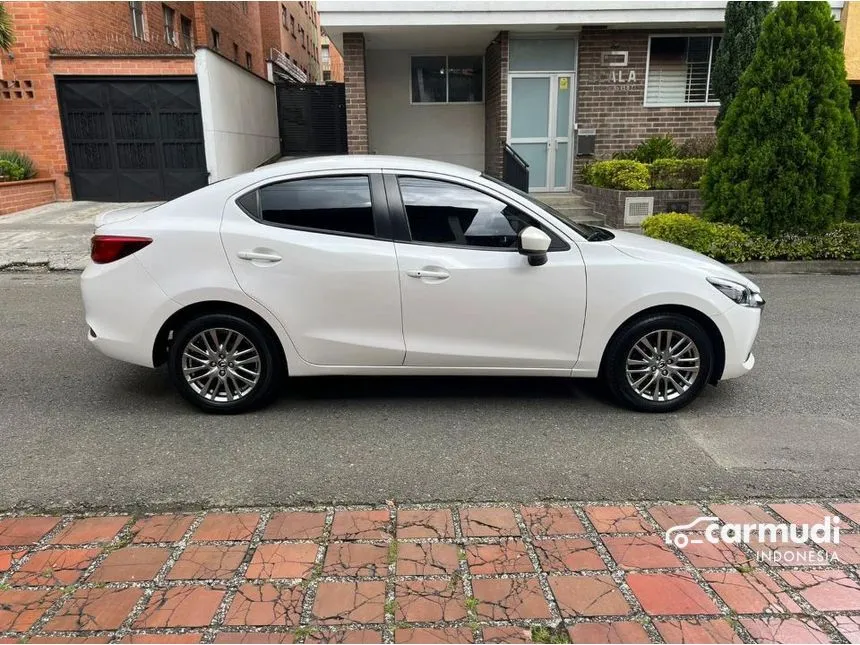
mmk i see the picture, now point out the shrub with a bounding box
[849,103,860,222]
[649,158,708,190]
[642,213,860,262]
[702,1,857,236]
[676,136,717,159]
[618,135,678,163]
[0,150,36,181]
[581,159,650,190]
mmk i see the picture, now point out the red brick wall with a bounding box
[343,33,368,154]
[0,179,58,216]
[484,31,509,178]
[193,1,265,78]
[259,2,323,82]
[575,28,718,173]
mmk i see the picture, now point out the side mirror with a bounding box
[517,226,551,266]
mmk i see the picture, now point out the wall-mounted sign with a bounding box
[601,51,629,67]
[559,77,569,90]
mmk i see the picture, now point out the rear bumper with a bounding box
[81,256,180,368]
[713,303,762,380]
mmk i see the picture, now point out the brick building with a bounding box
[321,31,344,82]
[259,1,325,83]
[320,1,844,192]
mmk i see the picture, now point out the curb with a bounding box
[729,260,860,275]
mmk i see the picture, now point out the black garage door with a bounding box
[57,77,208,202]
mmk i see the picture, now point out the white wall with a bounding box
[195,49,280,183]
[366,49,484,170]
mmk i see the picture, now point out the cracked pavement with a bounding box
[0,501,859,643]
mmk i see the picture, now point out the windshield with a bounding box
[481,173,613,241]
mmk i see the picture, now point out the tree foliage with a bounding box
[702,1,857,236]
[0,3,14,52]
[711,1,772,125]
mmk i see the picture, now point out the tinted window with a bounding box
[258,176,374,237]
[397,177,566,250]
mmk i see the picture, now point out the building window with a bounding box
[246,52,253,70]
[162,4,176,47]
[645,35,722,106]
[281,4,288,28]
[211,28,220,50]
[240,1,248,15]
[180,15,193,52]
[290,15,295,35]
[323,70,331,82]
[129,1,146,40]
[233,42,239,62]
[411,55,484,104]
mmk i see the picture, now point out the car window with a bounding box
[396,176,567,250]
[252,175,375,237]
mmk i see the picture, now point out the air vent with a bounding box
[624,196,654,226]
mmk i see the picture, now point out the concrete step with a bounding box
[532,192,588,208]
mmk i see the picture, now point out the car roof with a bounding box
[262,154,482,178]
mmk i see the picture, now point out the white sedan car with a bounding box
[81,155,764,414]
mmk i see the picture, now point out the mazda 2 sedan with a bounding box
[81,155,763,414]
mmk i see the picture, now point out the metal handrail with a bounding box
[503,142,529,170]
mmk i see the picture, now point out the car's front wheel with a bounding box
[168,313,282,414]
[604,313,713,413]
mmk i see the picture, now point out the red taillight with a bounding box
[91,235,152,264]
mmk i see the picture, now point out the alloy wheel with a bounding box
[625,329,700,402]
[181,328,261,403]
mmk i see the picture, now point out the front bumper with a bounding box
[712,303,762,380]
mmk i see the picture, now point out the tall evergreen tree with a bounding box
[702,1,857,236]
[711,1,772,125]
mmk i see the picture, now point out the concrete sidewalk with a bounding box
[1,500,859,644]
[0,201,151,271]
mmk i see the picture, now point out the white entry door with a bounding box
[508,73,575,192]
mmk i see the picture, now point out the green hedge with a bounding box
[642,212,860,263]
[0,150,36,182]
[581,158,707,191]
[649,158,708,190]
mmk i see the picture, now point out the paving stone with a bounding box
[193,513,260,541]
[213,634,295,644]
[46,587,142,631]
[330,511,390,541]
[673,532,752,568]
[654,618,743,644]
[395,542,459,576]
[465,540,534,574]
[395,627,474,643]
[746,537,831,567]
[779,568,860,611]
[87,546,171,582]
[702,570,801,614]
[120,634,204,643]
[396,509,455,539]
[311,580,386,625]
[830,532,860,564]
[709,504,776,525]
[50,516,129,545]
[601,535,684,569]
[167,544,247,580]
[246,543,318,579]
[29,637,112,644]
[304,630,383,643]
[131,514,196,544]
[224,583,304,627]
[459,507,519,537]
[134,586,225,628]
[323,542,388,577]
[264,511,327,540]
[520,505,584,536]
[0,549,24,573]
[626,572,719,615]
[0,589,60,631]
[740,617,831,644]
[567,621,651,643]
[533,538,606,572]
[394,578,467,623]
[471,577,551,620]
[647,504,705,531]
[482,626,532,643]
[10,548,99,586]
[769,503,834,526]
[833,503,860,526]
[549,575,631,617]
[827,615,860,644]
[584,506,650,533]
[0,516,61,546]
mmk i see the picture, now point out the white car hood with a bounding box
[606,228,760,291]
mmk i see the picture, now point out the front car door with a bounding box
[383,172,587,370]
[220,172,405,366]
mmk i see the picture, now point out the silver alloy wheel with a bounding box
[625,329,700,402]
[181,328,261,403]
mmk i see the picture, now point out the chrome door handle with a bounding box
[406,269,449,280]
[237,250,282,263]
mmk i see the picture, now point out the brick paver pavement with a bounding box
[0,500,858,644]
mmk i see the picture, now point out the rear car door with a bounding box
[220,172,405,366]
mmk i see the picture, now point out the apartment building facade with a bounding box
[259,1,325,83]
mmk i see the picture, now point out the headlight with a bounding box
[707,277,765,308]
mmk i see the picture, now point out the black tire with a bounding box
[168,313,283,414]
[603,313,713,413]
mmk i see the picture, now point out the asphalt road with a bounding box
[0,272,858,512]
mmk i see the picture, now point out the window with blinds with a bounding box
[645,35,722,107]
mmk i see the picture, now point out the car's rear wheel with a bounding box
[603,313,713,413]
[168,313,282,414]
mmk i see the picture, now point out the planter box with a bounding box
[0,178,58,216]
[575,184,703,229]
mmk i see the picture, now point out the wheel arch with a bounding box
[152,300,288,370]
[598,304,726,384]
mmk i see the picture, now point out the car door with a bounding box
[384,172,587,369]
[220,172,405,366]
